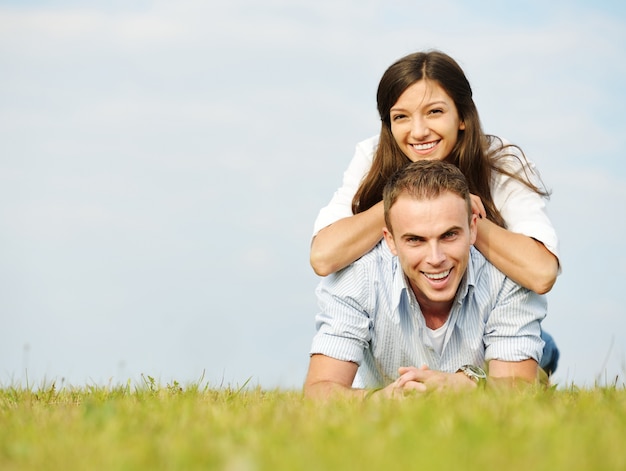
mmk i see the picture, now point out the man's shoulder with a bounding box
[325,241,394,289]
[468,246,507,286]
[468,247,536,302]
[318,242,396,308]
[341,240,393,273]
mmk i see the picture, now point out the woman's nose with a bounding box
[411,117,429,139]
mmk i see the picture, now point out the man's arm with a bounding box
[487,358,538,386]
[305,357,540,399]
[394,359,539,392]
[482,261,547,377]
[304,354,426,399]
[303,354,363,399]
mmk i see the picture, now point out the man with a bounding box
[304,160,549,399]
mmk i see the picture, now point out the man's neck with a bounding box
[415,296,453,330]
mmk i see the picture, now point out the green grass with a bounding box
[1,378,625,471]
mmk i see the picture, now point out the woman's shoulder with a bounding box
[345,134,380,170]
[487,135,516,155]
[487,135,537,173]
[355,134,380,154]
[487,135,550,197]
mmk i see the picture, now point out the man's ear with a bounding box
[383,227,398,255]
[469,213,478,245]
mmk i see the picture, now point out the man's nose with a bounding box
[427,242,446,265]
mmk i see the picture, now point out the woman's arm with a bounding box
[310,201,384,276]
[485,144,560,293]
[311,136,379,276]
[474,217,559,294]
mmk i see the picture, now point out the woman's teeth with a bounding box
[412,141,437,150]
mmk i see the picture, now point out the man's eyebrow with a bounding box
[400,226,463,240]
[400,232,424,240]
[440,226,463,236]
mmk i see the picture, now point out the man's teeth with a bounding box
[424,269,450,280]
[412,142,437,150]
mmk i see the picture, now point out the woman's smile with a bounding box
[390,80,465,162]
[410,140,441,155]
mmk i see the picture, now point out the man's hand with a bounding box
[376,365,476,398]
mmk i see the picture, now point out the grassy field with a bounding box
[1,377,625,471]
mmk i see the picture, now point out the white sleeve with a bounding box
[483,273,546,364]
[312,135,378,236]
[491,146,560,260]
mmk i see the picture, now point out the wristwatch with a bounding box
[457,365,487,386]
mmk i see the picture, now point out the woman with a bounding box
[310,50,560,295]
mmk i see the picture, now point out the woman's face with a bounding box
[390,80,465,162]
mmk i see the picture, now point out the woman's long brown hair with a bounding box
[352,51,549,228]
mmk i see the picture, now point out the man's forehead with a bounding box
[393,190,466,208]
[389,191,468,225]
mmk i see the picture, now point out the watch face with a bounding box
[465,365,487,379]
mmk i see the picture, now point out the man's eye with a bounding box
[442,231,458,240]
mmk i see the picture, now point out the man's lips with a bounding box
[422,268,451,281]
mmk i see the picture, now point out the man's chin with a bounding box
[421,285,456,304]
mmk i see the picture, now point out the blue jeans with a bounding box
[540,330,560,375]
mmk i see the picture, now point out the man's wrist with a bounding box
[456,365,487,388]
[364,387,384,399]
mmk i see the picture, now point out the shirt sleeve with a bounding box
[483,275,547,364]
[309,261,374,365]
[491,143,560,260]
[312,135,378,236]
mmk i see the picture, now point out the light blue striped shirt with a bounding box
[310,242,546,388]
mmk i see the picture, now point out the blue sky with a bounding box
[1,0,625,389]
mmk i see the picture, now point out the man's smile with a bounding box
[422,268,451,281]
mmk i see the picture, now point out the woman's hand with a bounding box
[470,193,558,294]
[470,193,486,219]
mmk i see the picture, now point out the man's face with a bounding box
[383,191,477,312]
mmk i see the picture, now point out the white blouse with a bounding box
[313,135,559,259]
